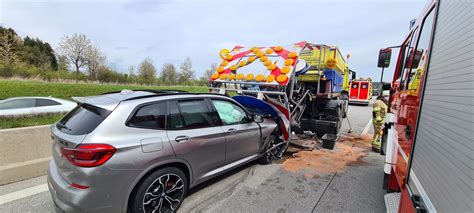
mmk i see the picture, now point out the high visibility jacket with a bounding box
[373,99,387,123]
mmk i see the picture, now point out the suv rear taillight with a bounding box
[61,144,116,167]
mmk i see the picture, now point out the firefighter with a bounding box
[372,95,387,152]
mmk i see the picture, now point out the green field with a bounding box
[0,113,65,129]
[0,79,208,129]
[0,79,208,100]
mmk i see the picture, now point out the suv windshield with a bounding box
[57,104,111,135]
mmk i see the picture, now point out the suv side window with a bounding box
[0,99,36,109]
[176,99,214,129]
[36,99,61,107]
[168,101,185,129]
[128,102,167,129]
[211,99,249,125]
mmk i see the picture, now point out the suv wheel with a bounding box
[129,167,188,213]
[258,135,278,165]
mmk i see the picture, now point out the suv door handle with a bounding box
[175,136,189,143]
[226,128,237,134]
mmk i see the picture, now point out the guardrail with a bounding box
[0,125,53,185]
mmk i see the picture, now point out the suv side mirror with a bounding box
[253,115,263,123]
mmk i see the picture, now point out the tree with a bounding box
[160,63,177,85]
[201,63,217,82]
[178,57,195,84]
[127,65,139,84]
[21,36,57,70]
[84,45,106,80]
[57,55,68,72]
[57,34,91,80]
[128,65,135,76]
[138,58,156,84]
[0,27,21,64]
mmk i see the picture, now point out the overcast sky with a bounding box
[1,0,427,81]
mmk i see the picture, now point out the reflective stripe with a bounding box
[410,172,436,213]
[397,144,408,161]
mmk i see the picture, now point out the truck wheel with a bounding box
[336,107,343,128]
[340,93,349,118]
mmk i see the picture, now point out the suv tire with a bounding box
[129,167,188,213]
[258,135,278,165]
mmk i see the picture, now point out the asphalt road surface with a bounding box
[0,99,386,213]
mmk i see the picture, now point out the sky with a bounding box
[0,0,427,81]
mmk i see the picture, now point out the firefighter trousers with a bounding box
[372,121,383,151]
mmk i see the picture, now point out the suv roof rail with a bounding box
[121,92,231,102]
[101,89,188,95]
[123,93,190,101]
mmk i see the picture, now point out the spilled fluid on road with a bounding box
[281,135,373,178]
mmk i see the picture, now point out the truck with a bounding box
[378,0,473,212]
[349,79,373,105]
[208,42,354,153]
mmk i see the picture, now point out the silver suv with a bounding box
[47,90,282,212]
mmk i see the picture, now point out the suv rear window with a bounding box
[57,104,110,135]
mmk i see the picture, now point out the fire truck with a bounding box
[379,0,473,212]
[349,79,372,105]
[208,42,354,154]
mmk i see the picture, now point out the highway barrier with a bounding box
[0,125,53,185]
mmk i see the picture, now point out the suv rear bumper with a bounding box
[48,161,87,213]
[47,160,131,213]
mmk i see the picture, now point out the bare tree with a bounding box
[160,63,177,85]
[138,58,156,84]
[85,45,106,80]
[0,30,21,64]
[57,34,91,80]
[178,57,195,84]
[57,55,68,72]
[128,65,135,76]
[201,63,217,81]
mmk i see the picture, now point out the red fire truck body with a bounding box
[381,0,472,212]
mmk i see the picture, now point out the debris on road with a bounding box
[280,134,373,177]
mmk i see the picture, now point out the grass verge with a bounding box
[0,113,65,129]
[0,79,208,100]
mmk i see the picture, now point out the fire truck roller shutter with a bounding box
[407,0,473,212]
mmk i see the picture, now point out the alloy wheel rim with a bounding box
[266,136,277,161]
[142,173,184,213]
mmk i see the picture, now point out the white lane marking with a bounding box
[361,118,372,136]
[0,184,49,205]
[0,157,52,171]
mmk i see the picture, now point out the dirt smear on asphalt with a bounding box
[281,134,373,176]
